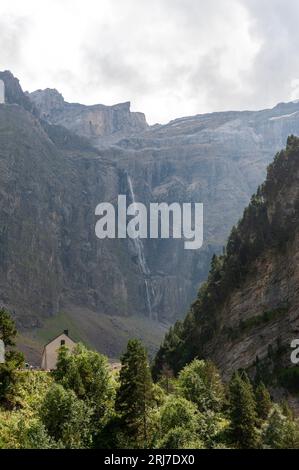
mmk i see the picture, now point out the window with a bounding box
[61,339,65,346]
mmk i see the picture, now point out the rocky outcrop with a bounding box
[100,102,299,322]
[29,88,148,144]
[0,71,37,114]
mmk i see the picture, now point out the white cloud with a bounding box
[0,0,297,123]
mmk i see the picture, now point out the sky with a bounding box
[0,0,299,124]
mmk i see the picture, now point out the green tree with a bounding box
[157,426,204,449]
[54,344,114,432]
[40,383,92,448]
[0,309,24,406]
[255,382,271,422]
[53,344,69,382]
[229,372,259,448]
[0,308,17,346]
[177,359,224,412]
[262,404,299,449]
[115,339,154,447]
[159,396,198,434]
[156,395,201,449]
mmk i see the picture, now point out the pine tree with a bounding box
[115,339,154,447]
[53,345,70,383]
[229,372,259,448]
[0,308,17,346]
[255,382,271,422]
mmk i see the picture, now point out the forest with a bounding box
[0,308,298,449]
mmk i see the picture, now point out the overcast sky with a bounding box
[0,0,299,124]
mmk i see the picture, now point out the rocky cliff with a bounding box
[0,73,167,361]
[29,88,148,145]
[28,84,299,327]
[154,136,299,406]
[97,101,299,322]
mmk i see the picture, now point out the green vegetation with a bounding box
[229,372,259,448]
[262,405,299,449]
[1,309,299,449]
[22,309,167,362]
[255,382,272,422]
[115,339,154,447]
[40,383,92,448]
[176,359,225,413]
[0,308,24,406]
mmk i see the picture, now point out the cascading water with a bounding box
[127,174,154,318]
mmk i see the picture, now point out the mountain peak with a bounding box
[29,88,65,116]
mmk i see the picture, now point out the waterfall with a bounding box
[127,174,154,318]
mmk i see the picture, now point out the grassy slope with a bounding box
[17,306,169,366]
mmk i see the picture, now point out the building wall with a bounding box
[0,339,5,363]
[0,80,4,104]
[41,334,76,370]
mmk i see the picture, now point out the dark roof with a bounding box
[43,331,77,349]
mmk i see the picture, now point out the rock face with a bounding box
[98,103,299,322]
[29,88,148,145]
[28,85,299,326]
[2,70,299,362]
[153,136,299,405]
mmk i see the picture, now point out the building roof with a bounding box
[43,331,77,349]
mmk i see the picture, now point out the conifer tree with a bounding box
[115,339,154,447]
[229,372,259,448]
[262,404,299,449]
[0,308,17,346]
[0,308,24,405]
[255,382,271,422]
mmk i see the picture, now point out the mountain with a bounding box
[0,72,166,362]
[153,135,299,407]
[2,70,299,365]
[28,88,148,145]
[28,81,299,327]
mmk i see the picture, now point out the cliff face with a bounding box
[33,87,299,325]
[0,74,167,361]
[154,136,299,404]
[3,71,299,363]
[29,88,148,144]
[98,103,299,322]
[0,104,127,323]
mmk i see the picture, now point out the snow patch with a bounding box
[269,111,299,121]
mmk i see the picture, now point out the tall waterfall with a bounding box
[127,175,154,318]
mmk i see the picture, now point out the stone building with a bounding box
[0,79,5,104]
[41,330,76,370]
